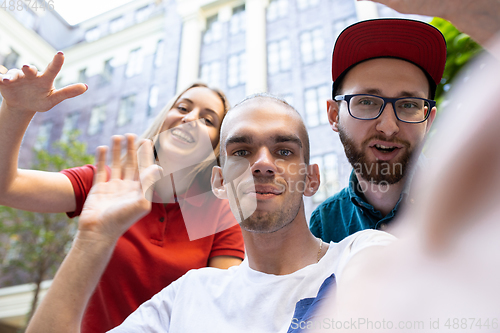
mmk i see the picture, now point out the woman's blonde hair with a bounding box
[139,82,231,192]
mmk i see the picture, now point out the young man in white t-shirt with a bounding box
[25,94,394,333]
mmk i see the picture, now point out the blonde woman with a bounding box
[0,53,244,331]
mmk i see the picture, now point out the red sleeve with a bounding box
[208,199,245,260]
[60,165,110,218]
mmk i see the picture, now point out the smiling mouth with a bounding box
[374,144,398,153]
[171,128,194,143]
[242,185,283,196]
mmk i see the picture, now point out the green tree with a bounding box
[431,18,483,106]
[0,131,93,328]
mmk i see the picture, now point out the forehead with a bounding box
[177,87,225,117]
[222,99,303,145]
[341,58,430,97]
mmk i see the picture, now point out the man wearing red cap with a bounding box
[310,18,447,242]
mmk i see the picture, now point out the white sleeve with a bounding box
[334,229,396,280]
[107,277,181,333]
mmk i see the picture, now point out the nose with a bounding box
[181,109,200,126]
[251,147,277,177]
[375,102,400,137]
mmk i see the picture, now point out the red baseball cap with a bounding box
[332,19,447,99]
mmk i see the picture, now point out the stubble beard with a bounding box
[338,124,413,185]
[239,178,304,233]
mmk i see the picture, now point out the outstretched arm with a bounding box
[314,34,500,330]
[25,136,161,333]
[364,0,500,46]
[0,52,87,212]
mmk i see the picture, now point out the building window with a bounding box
[78,68,87,84]
[154,39,165,67]
[148,85,159,117]
[311,153,339,203]
[88,105,107,135]
[126,48,143,78]
[297,0,319,10]
[304,85,329,127]
[333,15,357,39]
[267,0,288,21]
[203,15,222,44]
[228,53,246,87]
[117,95,136,126]
[300,28,325,64]
[230,5,246,35]
[268,39,291,75]
[85,27,100,42]
[109,16,125,34]
[101,58,115,85]
[60,113,79,143]
[3,49,19,69]
[200,61,221,88]
[135,5,151,23]
[34,122,53,151]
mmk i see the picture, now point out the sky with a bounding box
[55,0,135,25]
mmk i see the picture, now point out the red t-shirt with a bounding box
[61,165,245,332]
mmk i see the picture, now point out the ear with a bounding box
[425,106,437,134]
[327,99,340,133]
[211,166,228,199]
[304,163,320,197]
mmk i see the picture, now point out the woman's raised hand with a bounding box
[77,134,162,244]
[0,52,87,114]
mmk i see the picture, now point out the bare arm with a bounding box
[312,39,500,330]
[208,255,243,269]
[365,0,500,46]
[0,52,87,212]
[25,137,160,333]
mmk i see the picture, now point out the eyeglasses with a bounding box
[334,94,436,124]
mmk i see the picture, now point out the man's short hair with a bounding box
[331,19,447,100]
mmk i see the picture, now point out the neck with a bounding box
[155,167,196,204]
[242,205,328,275]
[355,172,406,217]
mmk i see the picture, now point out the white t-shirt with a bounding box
[109,230,395,333]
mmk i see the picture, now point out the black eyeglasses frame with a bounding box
[334,93,436,124]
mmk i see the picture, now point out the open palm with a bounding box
[0,52,87,113]
[78,136,161,243]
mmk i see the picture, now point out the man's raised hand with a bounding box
[364,0,500,45]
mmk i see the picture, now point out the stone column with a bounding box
[176,11,204,93]
[245,0,268,95]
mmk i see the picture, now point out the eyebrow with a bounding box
[225,134,302,149]
[177,98,193,105]
[272,134,303,148]
[177,98,220,118]
[225,135,253,148]
[359,89,425,98]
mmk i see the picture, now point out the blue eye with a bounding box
[278,149,292,156]
[233,150,249,157]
